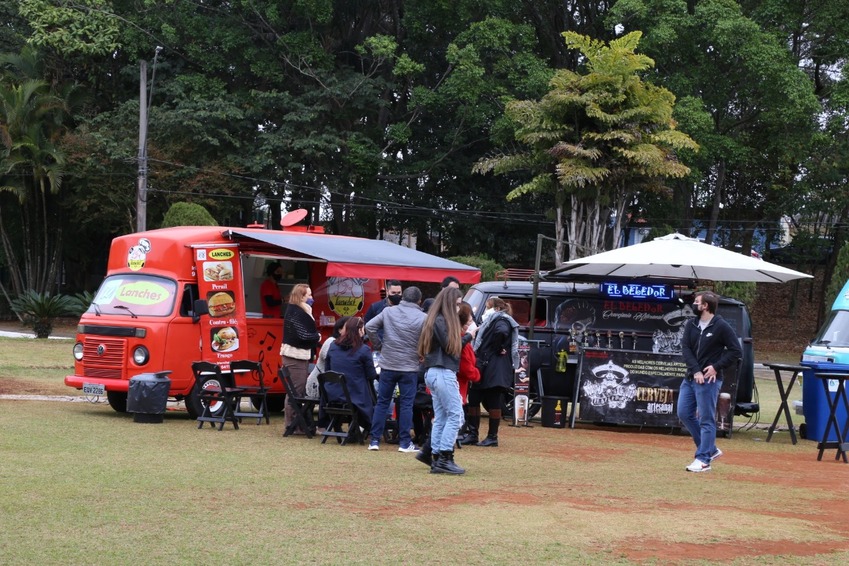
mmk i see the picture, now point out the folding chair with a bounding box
[230,359,269,425]
[192,361,241,430]
[280,366,316,438]
[318,371,364,445]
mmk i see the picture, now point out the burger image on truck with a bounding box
[207,291,236,318]
[65,214,479,419]
[211,326,238,352]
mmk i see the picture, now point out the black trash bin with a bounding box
[126,371,172,423]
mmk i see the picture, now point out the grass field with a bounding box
[2,337,848,565]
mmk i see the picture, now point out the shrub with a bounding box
[449,255,504,282]
[68,291,95,318]
[160,202,218,227]
[10,290,77,338]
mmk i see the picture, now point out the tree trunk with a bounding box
[706,159,725,244]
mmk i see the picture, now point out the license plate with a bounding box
[83,383,105,396]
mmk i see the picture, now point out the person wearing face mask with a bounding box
[364,280,403,348]
[260,262,284,317]
[281,284,321,435]
[679,291,741,473]
[365,286,427,452]
[364,280,403,325]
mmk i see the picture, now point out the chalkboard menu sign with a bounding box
[577,347,687,427]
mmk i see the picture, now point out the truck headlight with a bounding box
[73,342,84,361]
[132,346,150,365]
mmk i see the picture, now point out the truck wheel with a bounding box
[186,375,228,420]
[106,391,128,413]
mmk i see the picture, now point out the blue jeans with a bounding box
[369,369,416,446]
[677,378,721,464]
[424,367,463,453]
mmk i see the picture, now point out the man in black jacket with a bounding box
[678,291,741,473]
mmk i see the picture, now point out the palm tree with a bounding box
[474,32,698,263]
[0,49,76,305]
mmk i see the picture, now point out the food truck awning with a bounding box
[225,229,481,284]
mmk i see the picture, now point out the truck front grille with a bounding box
[82,338,126,380]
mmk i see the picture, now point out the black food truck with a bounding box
[463,278,755,431]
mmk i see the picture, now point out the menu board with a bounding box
[194,246,247,368]
[577,348,686,427]
[576,347,740,433]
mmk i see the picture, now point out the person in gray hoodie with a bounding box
[365,286,427,452]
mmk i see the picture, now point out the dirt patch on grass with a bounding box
[0,377,71,396]
[316,425,849,564]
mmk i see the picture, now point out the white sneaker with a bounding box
[368,441,380,451]
[685,459,711,473]
[711,448,723,462]
[398,444,418,453]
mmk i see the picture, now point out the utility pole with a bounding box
[136,47,162,233]
[136,60,148,232]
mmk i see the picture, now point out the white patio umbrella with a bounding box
[547,233,813,283]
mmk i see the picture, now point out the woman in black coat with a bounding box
[281,284,321,435]
[464,297,519,447]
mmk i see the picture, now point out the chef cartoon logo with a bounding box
[327,277,365,316]
[581,359,636,410]
[127,238,151,271]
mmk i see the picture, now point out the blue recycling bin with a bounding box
[800,361,849,442]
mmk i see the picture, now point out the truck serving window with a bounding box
[89,275,178,317]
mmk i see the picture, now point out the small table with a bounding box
[764,363,805,444]
[812,372,849,463]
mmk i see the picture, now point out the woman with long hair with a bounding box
[417,286,465,474]
[466,297,520,447]
[281,284,321,435]
[326,316,377,438]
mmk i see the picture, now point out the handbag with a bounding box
[475,351,491,371]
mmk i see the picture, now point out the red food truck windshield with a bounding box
[89,274,178,317]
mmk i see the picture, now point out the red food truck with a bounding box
[65,220,480,418]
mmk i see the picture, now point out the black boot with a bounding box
[416,438,432,467]
[432,450,465,475]
[429,451,441,473]
[458,407,480,445]
[477,416,500,447]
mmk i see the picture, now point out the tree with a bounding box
[474,31,697,262]
[609,0,820,251]
[0,46,79,302]
[826,239,849,312]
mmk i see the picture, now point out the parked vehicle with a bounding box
[463,279,756,420]
[65,220,479,418]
